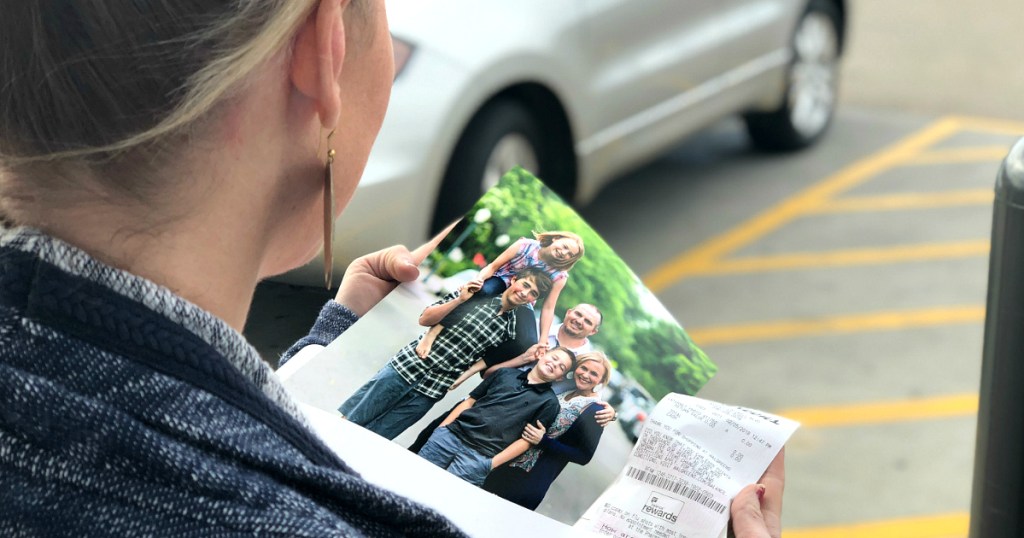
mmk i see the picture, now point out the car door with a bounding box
[573,0,796,179]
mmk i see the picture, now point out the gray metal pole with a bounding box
[970,137,1024,537]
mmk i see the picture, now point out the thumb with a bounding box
[730,484,770,538]
[365,219,459,284]
[378,221,458,284]
[379,245,420,283]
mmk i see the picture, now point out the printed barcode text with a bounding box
[626,466,727,514]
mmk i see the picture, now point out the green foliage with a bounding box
[430,168,715,398]
[629,320,717,397]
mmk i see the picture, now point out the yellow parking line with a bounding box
[687,305,984,346]
[777,394,977,428]
[650,115,1009,538]
[903,145,1010,165]
[683,240,989,276]
[643,118,962,293]
[946,115,1024,137]
[811,190,993,213]
[785,513,968,538]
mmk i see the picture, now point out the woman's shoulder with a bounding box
[567,400,605,431]
[562,395,601,414]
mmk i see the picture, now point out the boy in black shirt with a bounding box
[417,347,576,486]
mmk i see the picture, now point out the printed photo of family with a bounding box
[281,169,717,523]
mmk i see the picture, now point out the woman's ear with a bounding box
[290,0,347,128]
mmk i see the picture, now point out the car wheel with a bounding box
[431,99,546,234]
[744,0,841,151]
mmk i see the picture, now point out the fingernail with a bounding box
[756,485,766,502]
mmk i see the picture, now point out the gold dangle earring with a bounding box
[323,129,336,289]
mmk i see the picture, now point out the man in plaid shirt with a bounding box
[340,267,554,439]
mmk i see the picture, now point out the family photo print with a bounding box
[280,168,716,524]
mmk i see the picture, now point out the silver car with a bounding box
[282,0,846,284]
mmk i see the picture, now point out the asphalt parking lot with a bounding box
[577,111,1018,535]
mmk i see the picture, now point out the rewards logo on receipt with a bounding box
[642,492,683,523]
[575,394,799,538]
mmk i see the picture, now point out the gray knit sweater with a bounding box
[0,227,466,537]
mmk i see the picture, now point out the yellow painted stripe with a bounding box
[643,118,963,293]
[903,145,1009,165]
[777,394,977,428]
[812,190,993,213]
[684,241,989,276]
[687,305,984,346]
[785,513,969,538]
[947,115,1024,137]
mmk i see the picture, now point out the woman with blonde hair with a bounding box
[0,1,783,536]
[0,1,460,535]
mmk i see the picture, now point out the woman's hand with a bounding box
[729,448,784,538]
[334,223,455,316]
[521,420,546,445]
[594,402,616,427]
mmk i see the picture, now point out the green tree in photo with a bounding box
[430,168,715,399]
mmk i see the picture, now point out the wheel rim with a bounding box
[788,10,839,139]
[482,133,540,193]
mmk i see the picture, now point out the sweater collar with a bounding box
[0,225,308,427]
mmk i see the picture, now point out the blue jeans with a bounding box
[480,276,508,297]
[418,427,493,486]
[339,364,437,440]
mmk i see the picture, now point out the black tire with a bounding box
[744,0,842,152]
[430,99,548,234]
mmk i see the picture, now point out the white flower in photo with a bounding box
[473,208,492,223]
[495,234,510,247]
[448,247,465,263]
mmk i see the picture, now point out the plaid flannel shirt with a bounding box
[390,291,517,400]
